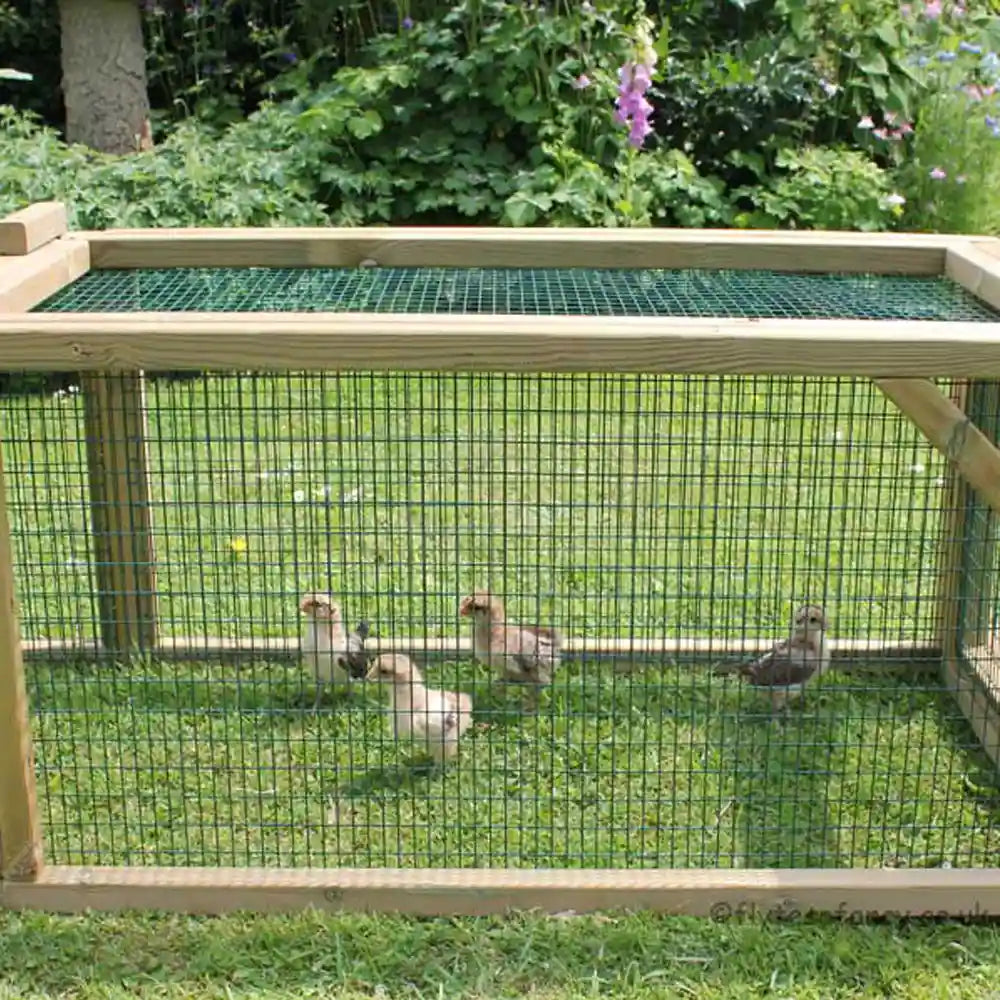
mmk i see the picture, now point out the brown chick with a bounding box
[716,603,831,713]
[458,589,562,687]
[366,653,473,765]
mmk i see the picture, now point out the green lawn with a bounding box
[3,908,1000,999]
[3,372,998,874]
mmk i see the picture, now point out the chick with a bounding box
[458,589,562,687]
[299,592,354,708]
[366,653,473,765]
[715,603,831,712]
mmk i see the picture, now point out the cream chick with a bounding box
[299,592,350,707]
[366,654,473,764]
[459,589,562,686]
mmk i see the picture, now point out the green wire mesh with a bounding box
[4,370,999,871]
[33,266,1000,321]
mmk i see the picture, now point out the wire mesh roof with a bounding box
[33,266,1000,321]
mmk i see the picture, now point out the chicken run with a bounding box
[4,202,1000,917]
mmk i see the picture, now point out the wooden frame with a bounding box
[80,373,157,651]
[5,203,1000,917]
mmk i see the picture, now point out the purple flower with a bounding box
[402,15,414,29]
[572,73,591,90]
[615,61,656,149]
[937,51,958,62]
[281,51,297,63]
[924,0,942,18]
[986,114,998,128]
[959,41,982,54]
[929,166,947,179]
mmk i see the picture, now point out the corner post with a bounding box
[0,432,42,879]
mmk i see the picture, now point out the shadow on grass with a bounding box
[717,660,1000,869]
[333,760,438,799]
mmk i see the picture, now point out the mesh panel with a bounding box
[32,266,1000,321]
[5,371,997,870]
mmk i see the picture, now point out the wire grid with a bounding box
[32,266,1000,321]
[3,370,998,871]
[954,381,1000,711]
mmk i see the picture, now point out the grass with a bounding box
[2,371,999,874]
[3,908,1000,999]
[27,654,1000,870]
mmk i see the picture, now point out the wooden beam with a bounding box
[17,634,939,667]
[947,245,1000,312]
[0,238,90,313]
[0,202,68,256]
[77,227,969,273]
[945,651,1000,772]
[875,378,1000,518]
[3,864,1000,917]
[0,436,42,880]
[81,373,157,651]
[4,314,1000,376]
[936,379,972,675]
[958,382,1000,656]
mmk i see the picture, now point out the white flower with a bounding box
[342,486,365,503]
[858,115,875,129]
[909,463,926,474]
[819,78,840,97]
[883,192,906,207]
[292,489,307,503]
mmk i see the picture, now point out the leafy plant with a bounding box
[859,3,1000,234]
[0,105,329,228]
[650,36,826,186]
[732,146,895,231]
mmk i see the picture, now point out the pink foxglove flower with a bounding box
[614,21,657,150]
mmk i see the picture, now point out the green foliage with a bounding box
[774,0,920,127]
[503,144,732,228]
[650,36,825,186]
[733,146,896,231]
[0,107,329,228]
[874,6,1000,234]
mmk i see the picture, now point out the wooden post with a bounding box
[957,380,1000,654]
[0,435,42,880]
[927,379,1000,770]
[82,372,157,651]
[936,380,973,671]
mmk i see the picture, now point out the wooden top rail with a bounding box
[2,312,1000,375]
[75,225,976,272]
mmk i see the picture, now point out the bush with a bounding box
[869,3,1000,234]
[0,106,329,227]
[731,146,896,231]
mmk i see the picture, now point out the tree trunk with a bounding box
[59,0,150,154]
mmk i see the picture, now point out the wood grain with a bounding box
[4,314,1000,375]
[946,245,1000,312]
[0,438,41,880]
[876,378,1000,516]
[0,238,90,312]
[81,374,157,650]
[77,226,970,273]
[0,202,67,256]
[3,864,999,917]
[18,634,938,668]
